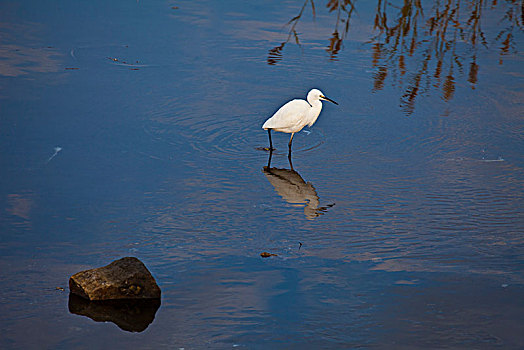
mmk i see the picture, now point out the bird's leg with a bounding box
[267,129,274,151]
[287,132,295,155]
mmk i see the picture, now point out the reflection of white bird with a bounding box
[262,89,338,153]
[263,165,334,220]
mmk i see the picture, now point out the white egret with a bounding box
[262,88,338,153]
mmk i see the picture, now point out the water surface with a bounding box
[1,0,523,348]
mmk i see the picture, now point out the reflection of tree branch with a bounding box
[326,0,357,59]
[269,1,522,114]
[371,0,521,114]
[494,2,522,64]
[268,0,358,64]
[268,0,315,65]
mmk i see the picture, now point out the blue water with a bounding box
[1,0,523,348]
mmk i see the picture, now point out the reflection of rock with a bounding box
[69,257,161,301]
[263,166,332,219]
[68,293,160,332]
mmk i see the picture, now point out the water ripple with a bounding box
[146,103,326,161]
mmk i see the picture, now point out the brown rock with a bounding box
[69,257,161,301]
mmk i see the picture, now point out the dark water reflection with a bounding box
[270,0,523,114]
[68,294,160,332]
[0,0,523,348]
[263,151,334,219]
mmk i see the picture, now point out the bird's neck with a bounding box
[307,100,322,126]
[310,99,322,113]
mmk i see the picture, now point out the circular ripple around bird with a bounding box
[145,105,326,162]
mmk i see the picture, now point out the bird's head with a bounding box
[308,89,338,105]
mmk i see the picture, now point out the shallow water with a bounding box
[1,0,523,348]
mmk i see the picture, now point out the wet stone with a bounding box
[69,257,161,301]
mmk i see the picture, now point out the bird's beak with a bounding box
[320,95,338,105]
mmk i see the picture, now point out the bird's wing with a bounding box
[262,99,310,131]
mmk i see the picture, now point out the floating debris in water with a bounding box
[394,279,419,285]
[46,146,62,163]
[56,287,65,291]
[481,157,504,162]
[260,252,277,258]
[446,156,505,162]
